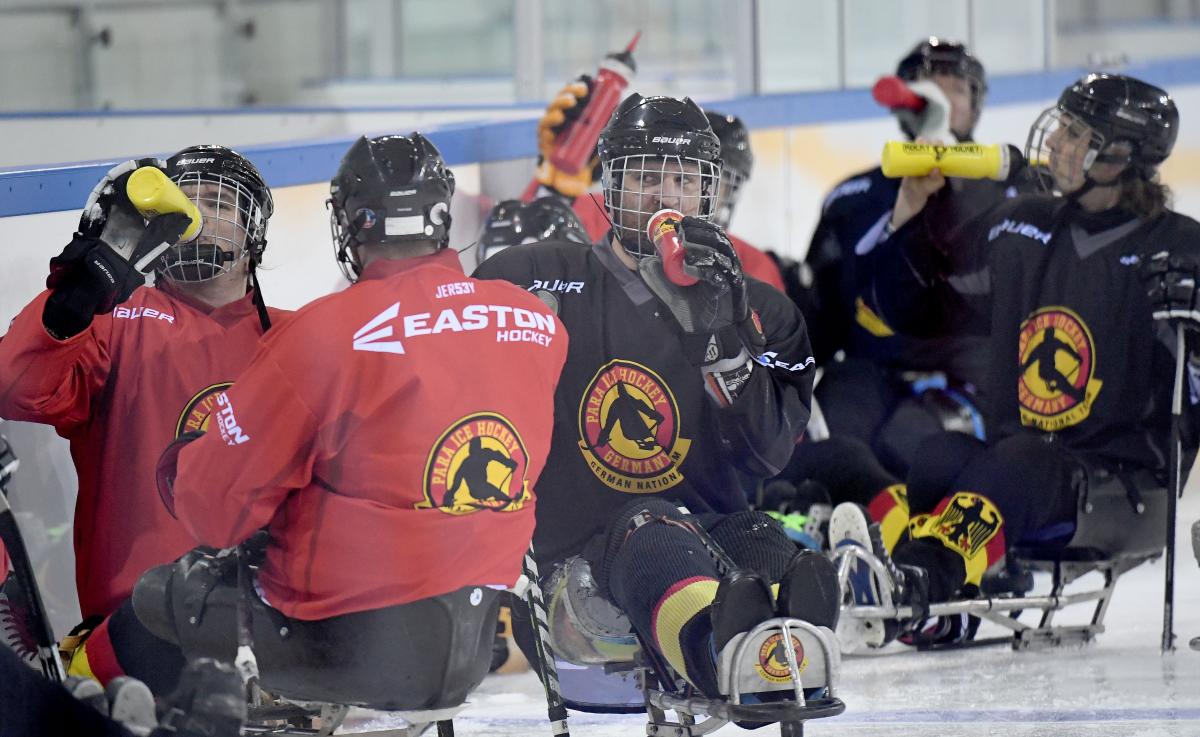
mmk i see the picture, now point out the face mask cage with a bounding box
[601,154,721,258]
[328,198,364,283]
[160,172,265,283]
[713,166,747,229]
[1025,106,1108,195]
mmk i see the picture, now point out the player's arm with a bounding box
[0,160,188,430]
[171,348,319,549]
[642,218,813,477]
[799,207,853,364]
[714,282,814,477]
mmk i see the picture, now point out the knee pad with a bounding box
[705,511,795,582]
[131,564,179,646]
[593,498,690,596]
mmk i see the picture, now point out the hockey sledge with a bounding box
[514,556,846,737]
[835,468,1169,652]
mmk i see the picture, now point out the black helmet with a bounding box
[704,110,753,228]
[1026,73,1178,194]
[897,37,987,138]
[477,196,590,263]
[597,94,722,257]
[897,37,986,95]
[329,133,455,282]
[1059,73,1178,168]
[162,145,273,283]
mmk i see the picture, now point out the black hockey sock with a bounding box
[704,510,796,583]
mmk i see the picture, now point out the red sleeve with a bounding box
[173,348,318,549]
[0,290,113,434]
[574,193,610,241]
[730,235,786,293]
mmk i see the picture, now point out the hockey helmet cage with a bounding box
[897,37,987,138]
[1026,73,1178,193]
[160,145,273,283]
[597,93,722,257]
[477,196,590,263]
[329,133,455,282]
[705,109,753,228]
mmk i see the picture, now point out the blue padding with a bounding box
[6,55,1200,217]
[1021,521,1077,545]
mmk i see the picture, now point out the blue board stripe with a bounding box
[5,55,1200,217]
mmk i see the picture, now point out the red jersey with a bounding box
[0,287,285,618]
[573,193,786,291]
[173,250,567,621]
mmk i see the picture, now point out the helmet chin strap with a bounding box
[1064,153,1127,202]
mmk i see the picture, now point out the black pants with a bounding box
[815,358,978,477]
[0,646,132,737]
[134,553,499,710]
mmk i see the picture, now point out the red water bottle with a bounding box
[647,209,698,286]
[549,32,640,175]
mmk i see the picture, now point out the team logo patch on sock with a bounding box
[868,484,910,552]
[755,633,809,683]
[920,491,1005,585]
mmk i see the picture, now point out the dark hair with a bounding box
[1120,168,1172,219]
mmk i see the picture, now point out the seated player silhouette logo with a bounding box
[577,359,692,494]
[1017,306,1103,431]
[175,382,234,438]
[419,412,531,515]
[755,632,809,684]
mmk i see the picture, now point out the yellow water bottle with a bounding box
[881,141,1016,181]
[125,166,203,242]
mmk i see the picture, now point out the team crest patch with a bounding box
[754,633,808,684]
[417,412,531,515]
[1017,306,1103,430]
[577,360,691,493]
[175,382,233,438]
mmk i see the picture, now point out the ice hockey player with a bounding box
[835,73,1200,647]
[0,147,282,689]
[133,134,566,708]
[796,38,1015,477]
[534,77,785,289]
[476,195,591,266]
[475,93,837,700]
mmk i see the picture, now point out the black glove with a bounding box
[1140,248,1200,328]
[43,161,191,339]
[639,217,766,363]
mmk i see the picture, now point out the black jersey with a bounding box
[870,193,1200,470]
[808,165,1021,389]
[474,238,815,565]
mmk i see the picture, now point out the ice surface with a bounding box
[342,491,1200,737]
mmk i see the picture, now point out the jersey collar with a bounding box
[358,249,463,281]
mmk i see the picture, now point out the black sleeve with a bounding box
[801,210,853,364]
[864,190,997,339]
[716,281,814,477]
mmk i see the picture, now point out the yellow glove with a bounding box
[535,76,600,199]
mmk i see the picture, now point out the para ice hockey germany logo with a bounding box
[754,633,809,684]
[175,382,234,438]
[1017,306,1103,431]
[577,359,691,493]
[417,412,531,516]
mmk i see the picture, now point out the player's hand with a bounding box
[639,217,765,363]
[1140,249,1200,328]
[890,138,948,231]
[43,211,191,339]
[79,158,169,255]
[535,76,600,199]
